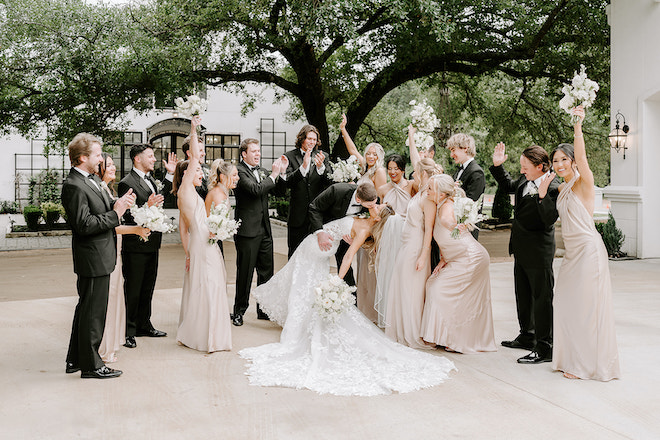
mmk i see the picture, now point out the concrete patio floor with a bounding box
[1,232,659,439]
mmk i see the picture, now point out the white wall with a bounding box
[0,86,303,203]
[606,0,660,258]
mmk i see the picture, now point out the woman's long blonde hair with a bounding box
[428,174,465,203]
[362,142,385,178]
[362,204,396,271]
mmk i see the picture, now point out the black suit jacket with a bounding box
[283,148,332,228]
[118,169,163,253]
[454,159,486,202]
[234,160,282,237]
[61,168,120,277]
[490,165,560,267]
[308,183,357,233]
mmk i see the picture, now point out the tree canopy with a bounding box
[1,0,611,184]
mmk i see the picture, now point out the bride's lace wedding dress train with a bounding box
[239,217,455,396]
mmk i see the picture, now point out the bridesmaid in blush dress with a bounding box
[420,174,496,354]
[96,154,151,363]
[384,125,443,348]
[174,117,232,353]
[378,154,413,218]
[540,106,620,381]
[339,114,388,322]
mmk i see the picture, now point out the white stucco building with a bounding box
[607,0,660,258]
[0,87,302,206]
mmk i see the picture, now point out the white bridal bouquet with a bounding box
[174,94,209,118]
[130,203,176,240]
[409,99,439,133]
[313,275,357,323]
[452,195,486,239]
[406,130,435,152]
[330,155,361,183]
[559,64,599,124]
[206,202,241,244]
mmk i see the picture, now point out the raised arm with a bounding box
[489,142,518,194]
[339,114,365,167]
[572,106,595,189]
[407,124,421,169]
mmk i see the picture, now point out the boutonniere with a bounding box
[99,181,109,192]
[528,185,538,196]
[258,170,267,181]
[455,180,463,188]
[355,211,370,219]
[154,179,164,192]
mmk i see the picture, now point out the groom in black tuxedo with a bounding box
[118,144,167,348]
[447,133,486,240]
[61,133,135,378]
[232,138,287,326]
[282,124,332,257]
[490,143,560,364]
[308,181,379,287]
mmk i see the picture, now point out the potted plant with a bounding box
[23,205,42,231]
[595,212,627,258]
[41,201,65,229]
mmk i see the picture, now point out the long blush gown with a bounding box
[355,173,378,322]
[99,234,125,363]
[239,216,455,396]
[421,206,496,354]
[177,195,232,353]
[384,192,431,349]
[552,174,620,381]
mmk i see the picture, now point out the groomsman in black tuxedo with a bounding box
[61,133,136,378]
[232,138,287,326]
[308,181,379,287]
[118,144,167,348]
[282,124,332,257]
[447,133,486,240]
[490,143,560,364]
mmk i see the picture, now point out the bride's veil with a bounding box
[374,213,405,328]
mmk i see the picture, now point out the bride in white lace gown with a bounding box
[239,205,455,396]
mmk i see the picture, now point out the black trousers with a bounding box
[513,259,554,350]
[234,230,274,316]
[287,223,309,258]
[122,251,159,337]
[66,274,110,371]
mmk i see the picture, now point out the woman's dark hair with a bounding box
[386,154,406,172]
[550,143,575,165]
[98,152,117,196]
[521,145,551,172]
[171,160,189,196]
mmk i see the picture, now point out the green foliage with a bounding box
[22,205,42,231]
[41,201,65,227]
[595,212,626,258]
[28,176,38,205]
[0,200,21,214]
[491,186,513,223]
[269,195,290,221]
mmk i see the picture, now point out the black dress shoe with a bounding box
[81,365,122,379]
[66,362,80,374]
[502,339,535,350]
[517,350,552,364]
[231,314,243,326]
[124,336,137,348]
[136,329,167,337]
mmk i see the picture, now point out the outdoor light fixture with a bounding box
[608,110,629,159]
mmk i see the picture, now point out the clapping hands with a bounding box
[114,189,136,217]
[537,172,555,199]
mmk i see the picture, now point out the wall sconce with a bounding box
[608,110,629,159]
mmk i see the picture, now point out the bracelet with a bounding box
[186,256,190,260]
[574,133,583,138]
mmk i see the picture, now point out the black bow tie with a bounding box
[87,174,95,180]
[458,164,465,170]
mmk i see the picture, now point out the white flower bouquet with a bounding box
[206,202,241,244]
[312,275,357,323]
[406,130,435,152]
[451,195,486,239]
[409,99,439,132]
[174,94,209,118]
[330,155,361,183]
[559,64,599,124]
[130,203,176,240]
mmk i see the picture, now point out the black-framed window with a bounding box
[205,134,241,164]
